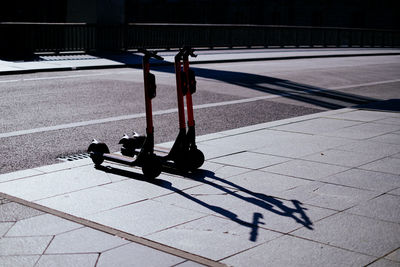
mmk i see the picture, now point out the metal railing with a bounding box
[1,22,399,57]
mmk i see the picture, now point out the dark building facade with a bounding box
[0,0,398,29]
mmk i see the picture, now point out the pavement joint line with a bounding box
[0,192,226,267]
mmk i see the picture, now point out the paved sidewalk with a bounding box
[1,107,399,266]
[1,48,399,75]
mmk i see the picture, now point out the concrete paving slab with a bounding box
[33,159,93,174]
[0,222,13,237]
[210,151,289,169]
[0,255,40,267]
[147,215,282,261]
[0,236,53,256]
[388,188,400,196]
[5,214,82,237]
[0,169,44,183]
[292,212,400,257]
[360,157,400,175]
[36,186,147,217]
[0,165,116,201]
[386,248,400,262]
[155,185,336,234]
[369,133,400,145]
[335,140,400,158]
[96,242,185,267]
[374,117,400,125]
[278,181,379,210]
[175,261,207,267]
[222,234,375,267]
[324,110,396,122]
[323,123,400,140]
[368,259,400,267]
[45,227,129,254]
[303,149,385,167]
[85,200,205,237]
[36,254,98,267]
[262,159,348,180]
[346,194,400,223]
[197,161,251,179]
[270,117,362,135]
[321,168,400,193]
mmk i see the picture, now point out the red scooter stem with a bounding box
[183,54,195,127]
[174,54,186,129]
[143,56,153,135]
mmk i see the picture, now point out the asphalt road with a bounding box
[1,55,399,174]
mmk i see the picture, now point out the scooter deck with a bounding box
[102,153,137,165]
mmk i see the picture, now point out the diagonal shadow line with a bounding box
[96,165,312,243]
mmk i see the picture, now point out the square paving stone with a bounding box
[155,185,336,234]
[196,161,250,179]
[388,188,400,196]
[262,159,348,181]
[325,110,394,122]
[346,194,400,223]
[0,255,40,267]
[323,123,400,140]
[97,242,185,267]
[374,117,400,125]
[86,200,205,237]
[335,140,400,158]
[36,254,98,267]
[360,157,400,175]
[369,133,400,145]
[292,212,400,257]
[385,248,400,262]
[36,186,146,217]
[0,236,52,256]
[147,215,282,261]
[5,214,82,237]
[0,202,44,222]
[45,227,129,254]
[368,259,400,267]
[277,181,379,211]
[304,149,385,168]
[0,222,14,237]
[211,152,289,169]
[222,234,374,267]
[321,168,400,193]
[270,117,362,135]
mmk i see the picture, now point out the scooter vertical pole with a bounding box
[174,53,186,130]
[183,53,195,128]
[143,55,153,136]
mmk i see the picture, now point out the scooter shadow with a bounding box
[95,164,313,242]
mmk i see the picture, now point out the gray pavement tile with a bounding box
[270,117,362,135]
[346,194,400,223]
[97,242,185,267]
[278,181,379,211]
[175,261,207,267]
[0,202,44,222]
[210,151,289,169]
[215,170,312,197]
[252,134,351,158]
[303,149,385,168]
[36,254,98,267]
[262,159,348,180]
[388,188,400,196]
[321,169,400,193]
[86,200,205,237]
[222,234,374,267]
[147,215,282,261]
[0,222,14,237]
[369,133,400,145]
[5,214,82,237]
[323,123,400,140]
[335,140,400,158]
[33,159,93,173]
[325,110,395,122]
[368,259,400,267]
[0,165,115,201]
[155,185,336,234]
[360,157,400,175]
[386,248,400,262]
[45,227,129,254]
[36,186,146,217]
[392,153,400,159]
[292,212,400,257]
[374,117,400,125]
[0,169,44,183]
[197,161,250,178]
[0,236,53,256]
[0,255,40,267]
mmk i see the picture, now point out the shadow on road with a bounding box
[96,165,312,242]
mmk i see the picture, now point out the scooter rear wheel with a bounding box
[142,155,162,179]
[188,149,205,171]
[88,142,110,166]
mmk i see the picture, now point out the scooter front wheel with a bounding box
[142,155,162,179]
[88,141,110,166]
[188,148,205,171]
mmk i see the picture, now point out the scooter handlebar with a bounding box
[138,48,164,61]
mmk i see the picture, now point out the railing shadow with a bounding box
[96,165,312,242]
